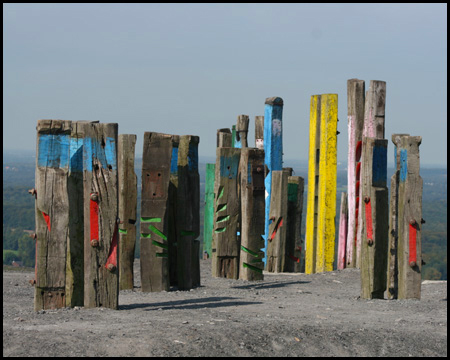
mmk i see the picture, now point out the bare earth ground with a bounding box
[3,259,447,357]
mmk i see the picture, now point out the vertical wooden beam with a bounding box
[255,116,264,150]
[360,138,389,299]
[337,192,348,270]
[34,119,72,311]
[217,128,232,148]
[82,122,119,309]
[266,169,289,272]
[235,115,249,148]
[213,147,241,279]
[203,163,216,258]
[168,135,180,286]
[140,132,172,292]
[346,79,365,268]
[231,125,236,148]
[286,176,304,273]
[394,135,423,299]
[263,97,284,266]
[117,134,137,290]
[177,135,201,289]
[239,148,265,281]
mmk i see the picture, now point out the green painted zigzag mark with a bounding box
[141,233,151,238]
[243,262,263,274]
[216,204,227,213]
[240,245,259,258]
[214,227,226,233]
[216,215,230,223]
[148,225,167,240]
[152,240,168,250]
[141,217,162,222]
[119,229,128,234]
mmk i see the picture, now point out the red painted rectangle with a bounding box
[365,199,373,241]
[409,223,417,265]
[90,198,99,242]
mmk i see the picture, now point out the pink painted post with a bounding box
[337,192,348,269]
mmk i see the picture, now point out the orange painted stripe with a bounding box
[105,223,118,269]
[364,199,373,241]
[42,212,51,231]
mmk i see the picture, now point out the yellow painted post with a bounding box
[305,94,338,274]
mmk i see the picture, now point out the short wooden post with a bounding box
[231,125,236,148]
[346,79,365,268]
[286,176,304,273]
[213,146,241,279]
[117,134,137,290]
[34,120,72,310]
[82,121,119,309]
[337,192,348,270]
[217,128,232,148]
[356,80,386,268]
[203,163,216,257]
[235,115,249,148]
[305,94,338,274]
[360,137,389,299]
[239,148,265,281]
[177,135,201,289]
[263,97,284,266]
[140,132,173,292]
[266,169,289,273]
[255,116,264,149]
[392,135,423,299]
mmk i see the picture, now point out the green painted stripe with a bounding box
[141,217,162,222]
[215,227,226,233]
[148,225,167,240]
[216,204,227,213]
[155,253,168,258]
[216,215,230,223]
[119,229,128,234]
[241,245,259,257]
[243,262,263,274]
[141,233,151,238]
[181,230,196,236]
[218,186,224,199]
[152,240,168,250]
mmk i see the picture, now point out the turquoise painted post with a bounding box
[263,97,284,265]
[203,163,215,257]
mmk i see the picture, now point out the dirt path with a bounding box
[3,260,447,357]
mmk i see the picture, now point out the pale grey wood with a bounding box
[236,115,250,148]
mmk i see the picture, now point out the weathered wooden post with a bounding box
[217,128,232,148]
[346,79,365,268]
[140,132,172,292]
[388,134,423,299]
[305,94,338,274]
[117,134,137,290]
[356,80,386,268]
[238,148,265,280]
[266,169,289,272]
[255,116,264,150]
[360,137,389,299]
[203,163,216,258]
[82,121,119,309]
[213,145,241,279]
[263,97,284,266]
[337,192,348,270]
[177,135,201,289]
[168,135,180,286]
[231,125,237,148]
[34,120,77,310]
[235,115,249,149]
[286,176,304,272]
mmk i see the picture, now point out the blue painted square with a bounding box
[188,143,198,171]
[171,146,179,174]
[372,145,387,187]
[38,134,70,169]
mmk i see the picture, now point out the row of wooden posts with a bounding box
[32,120,200,310]
[31,78,423,311]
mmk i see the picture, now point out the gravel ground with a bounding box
[3,259,447,357]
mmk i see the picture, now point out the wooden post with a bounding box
[305,94,338,274]
[235,115,249,148]
[203,163,216,258]
[177,135,201,289]
[356,80,386,268]
[217,128,232,148]
[117,134,137,290]
[360,137,389,299]
[255,116,264,150]
[346,79,365,268]
[392,135,423,299]
[239,148,265,281]
[168,135,180,286]
[337,192,348,270]
[231,125,236,148]
[140,132,172,292]
[213,146,241,279]
[263,97,284,266]
[286,176,304,273]
[82,121,119,309]
[34,120,72,310]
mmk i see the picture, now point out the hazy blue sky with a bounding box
[3,3,447,166]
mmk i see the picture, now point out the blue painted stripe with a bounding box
[105,137,117,170]
[83,137,94,172]
[219,153,239,179]
[400,149,408,182]
[372,145,387,186]
[170,146,179,174]
[188,143,198,171]
[37,134,70,169]
[394,145,397,168]
[247,163,252,184]
[69,137,83,172]
[83,137,117,172]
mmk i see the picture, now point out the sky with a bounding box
[3,3,447,166]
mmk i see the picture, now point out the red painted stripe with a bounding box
[409,223,417,265]
[355,181,360,199]
[105,223,118,269]
[365,199,373,241]
[288,254,300,263]
[354,208,359,245]
[90,198,99,242]
[355,140,362,162]
[270,218,283,241]
[355,162,361,180]
[42,212,51,231]
[34,238,37,283]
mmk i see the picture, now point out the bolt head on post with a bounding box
[409,219,417,226]
[409,261,417,267]
[90,192,99,202]
[107,263,116,272]
[367,238,373,246]
[30,233,37,240]
[90,239,99,247]
[28,188,37,196]
[364,196,370,204]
